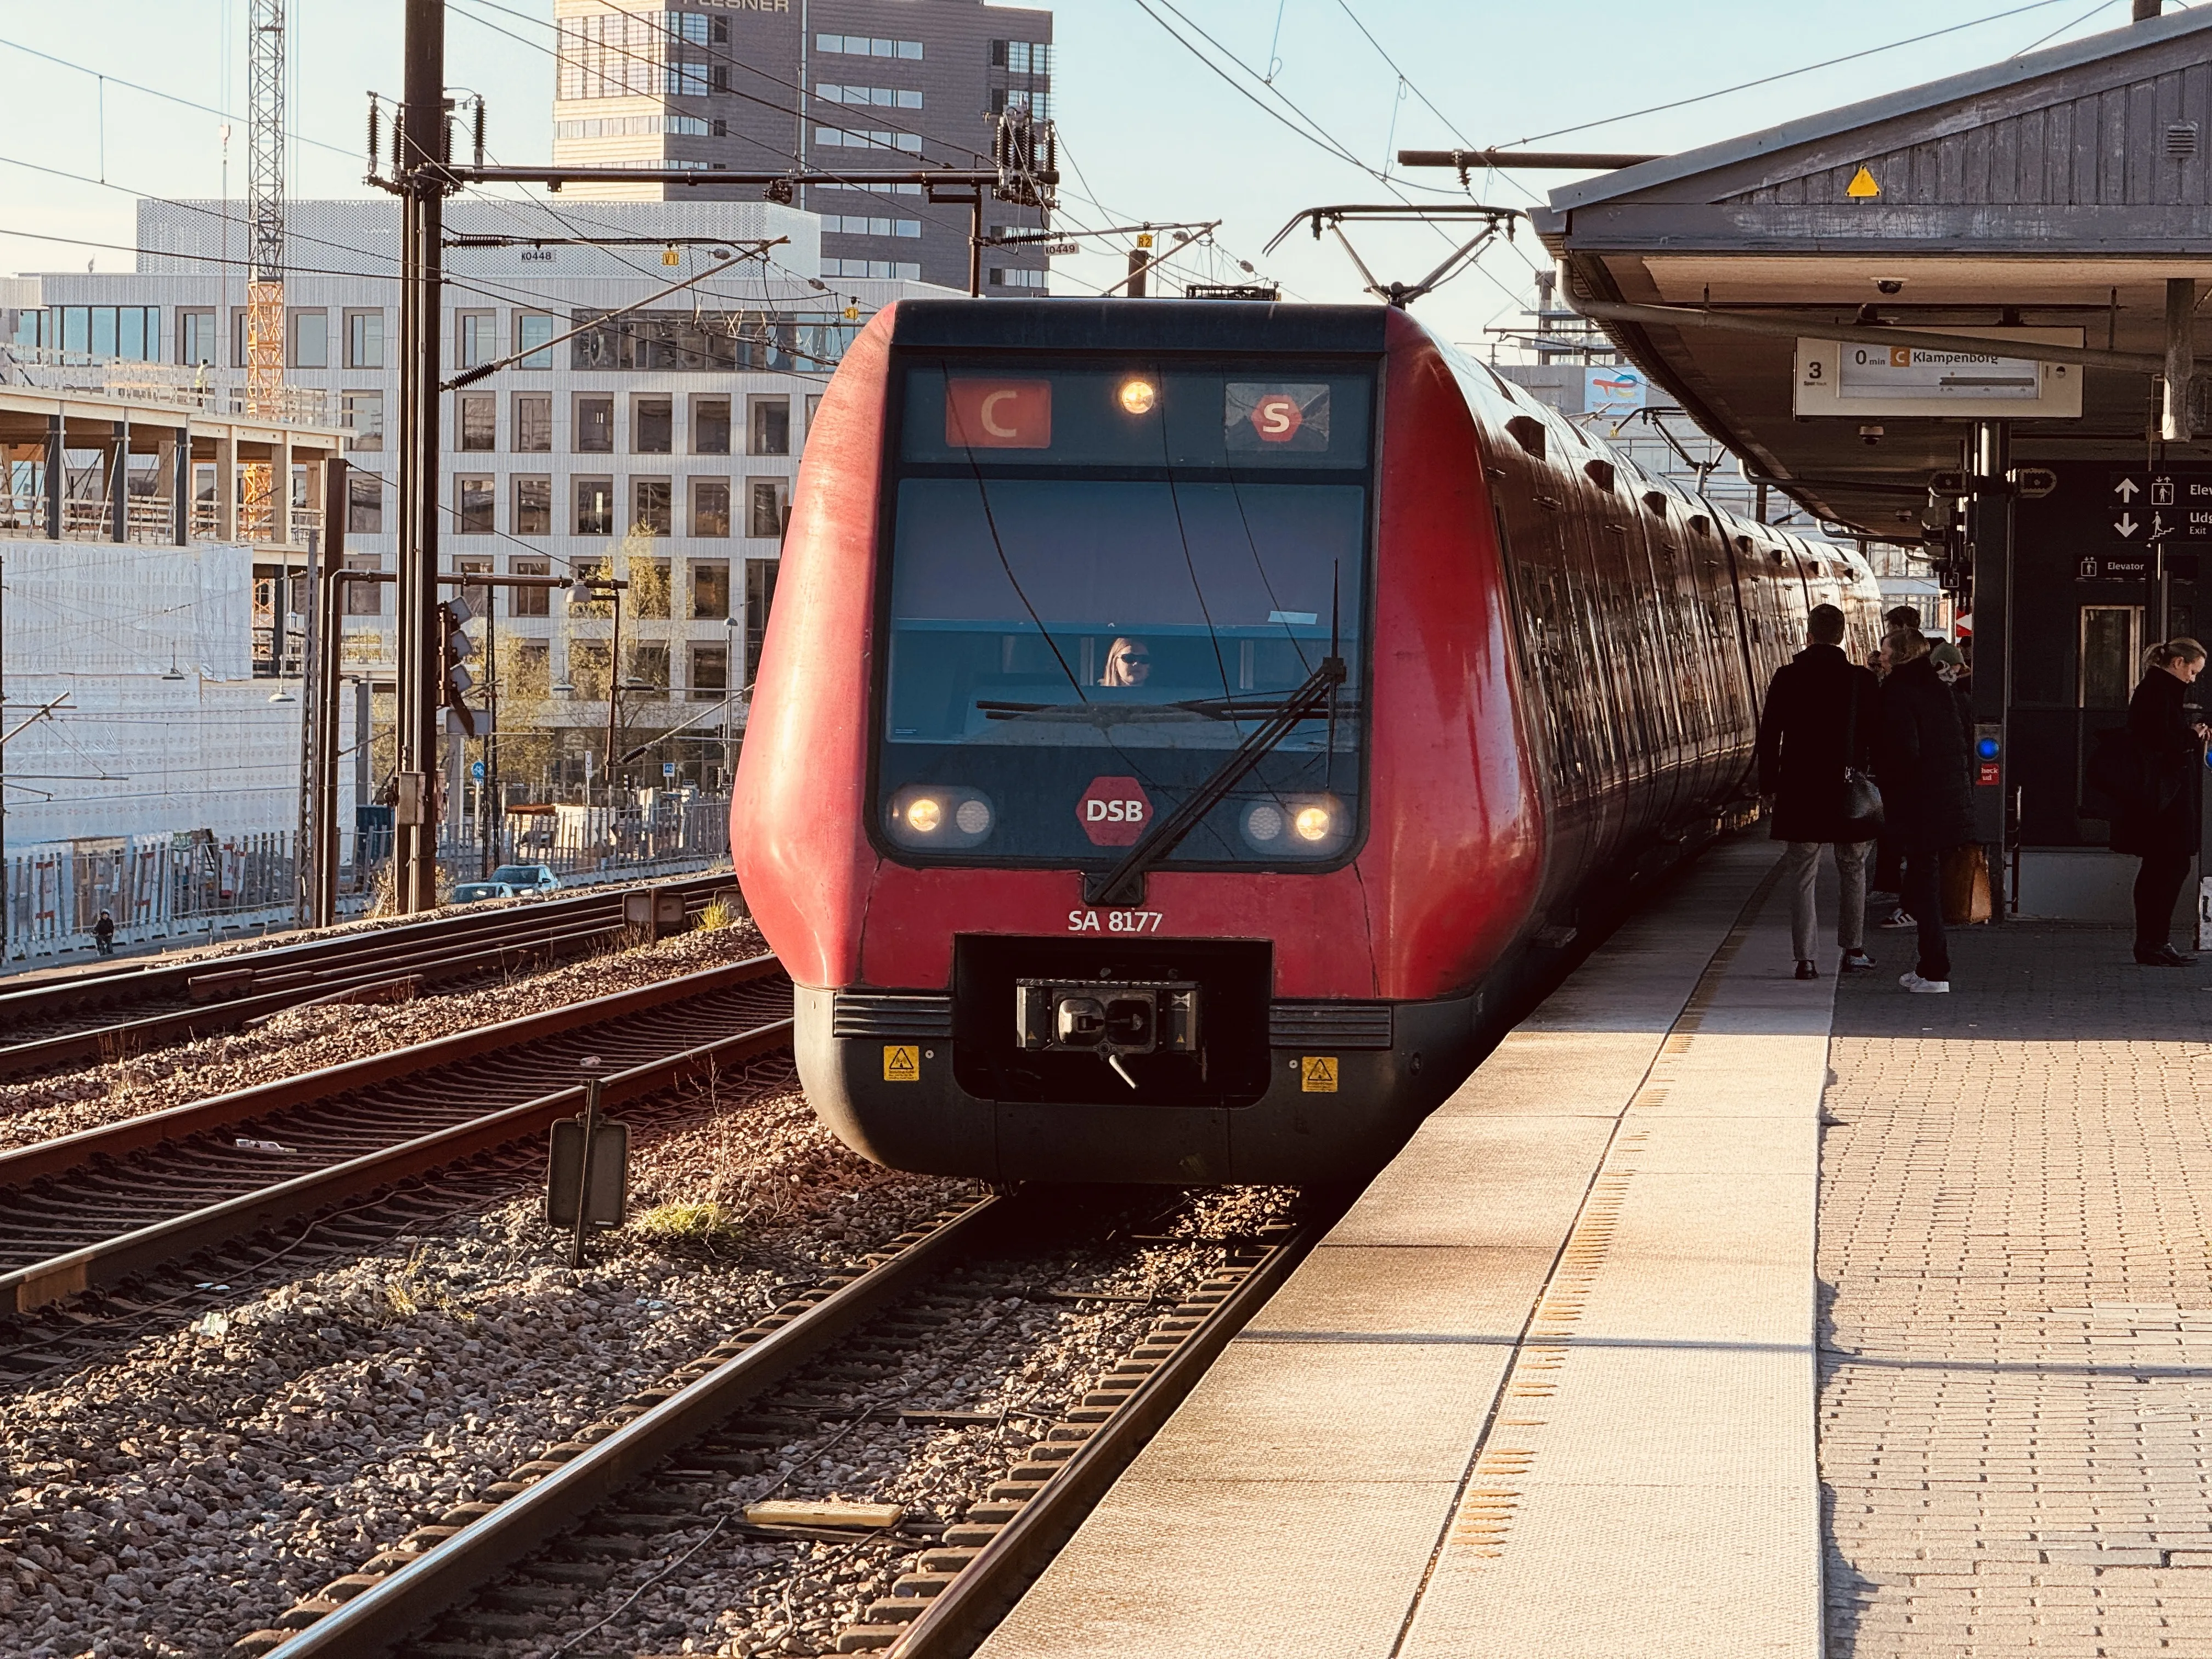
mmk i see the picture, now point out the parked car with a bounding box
[448,880,518,904]
[490,864,562,895]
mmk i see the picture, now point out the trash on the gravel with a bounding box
[236,1137,293,1153]
[193,1311,231,1340]
[744,1499,905,1531]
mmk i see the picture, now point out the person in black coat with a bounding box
[1875,629,1977,992]
[2112,638,2209,966]
[1757,604,1883,980]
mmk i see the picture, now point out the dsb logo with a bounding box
[1077,776,1150,847]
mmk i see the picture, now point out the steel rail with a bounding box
[879,1202,1339,1656]
[0,873,733,1075]
[0,915,663,1078]
[260,1195,1007,1659]
[0,952,781,1192]
[1,1011,793,1313]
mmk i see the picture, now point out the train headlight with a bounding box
[887,785,996,850]
[1239,793,1350,856]
[1118,377,1158,414]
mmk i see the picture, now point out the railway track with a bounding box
[0,873,736,1080]
[0,953,792,1373]
[231,1186,1331,1659]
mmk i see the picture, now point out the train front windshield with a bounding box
[877,359,1375,870]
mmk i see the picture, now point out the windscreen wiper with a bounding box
[1082,654,1347,907]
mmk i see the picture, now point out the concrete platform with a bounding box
[980,836,1837,1658]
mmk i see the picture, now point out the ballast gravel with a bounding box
[0,1079,964,1659]
[0,916,768,1151]
[488,1183,1300,1659]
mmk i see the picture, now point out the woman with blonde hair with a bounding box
[2114,637,2210,966]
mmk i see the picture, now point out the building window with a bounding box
[459,394,496,452]
[816,83,923,109]
[515,393,552,453]
[346,310,385,368]
[577,394,614,453]
[575,476,613,535]
[516,312,555,369]
[824,258,923,280]
[990,41,1050,74]
[748,398,790,456]
[510,638,550,697]
[989,88,1052,121]
[346,480,383,538]
[341,391,385,453]
[634,395,673,453]
[511,557,551,616]
[232,308,250,369]
[457,310,496,370]
[513,475,552,535]
[814,126,923,153]
[989,268,1049,290]
[555,113,710,139]
[633,477,673,537]
[691,477,730,538]
[631,557,671,619]
[568,641,610,700]
[54,305,160,362]
[179,309,217,367]
[823,215,923,238]
[692,395,731,455]
[745,558,779,682]
[747,477,789,539]
[816,34,922,58]
[290,310,327,369]
[690,642,727,700]
[459,556,494,618]
[556,10,713,98]
[691,558,730,619]
[629,642,670,697]
[456,476,494,534]
[344,552,385,612]
[805,394,821,440]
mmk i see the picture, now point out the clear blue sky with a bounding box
[0,0,2169,348]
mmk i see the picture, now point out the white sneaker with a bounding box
[1899,972,1950,994]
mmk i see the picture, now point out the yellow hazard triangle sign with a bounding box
[1846,166,1881,199]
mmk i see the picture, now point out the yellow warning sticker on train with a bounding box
[1300,1056,1339,1093]
[883,1045,920,1082]
[1846,165,1880,199]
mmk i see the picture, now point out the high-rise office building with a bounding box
[551,0,1054,296]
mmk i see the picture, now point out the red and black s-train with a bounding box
[733,300,1882,1185]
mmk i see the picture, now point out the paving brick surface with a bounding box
[1822,919,2212,1656]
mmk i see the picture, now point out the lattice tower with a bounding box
[244,0,286,420]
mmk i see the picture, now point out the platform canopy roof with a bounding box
[1529,6,2212,540]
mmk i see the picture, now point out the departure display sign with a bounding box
[1794,328,2083,420]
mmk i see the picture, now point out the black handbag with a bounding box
[1841,678,1885,840]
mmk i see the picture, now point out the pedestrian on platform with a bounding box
[1876,629,1976,994]
[1929,641,1974,752]
[2113,637,2209,967]
[1757,602,1883,981]
[93,910,115,957]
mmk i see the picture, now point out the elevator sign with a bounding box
[1794,328,2084,419]
[2108,471,2212,543]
